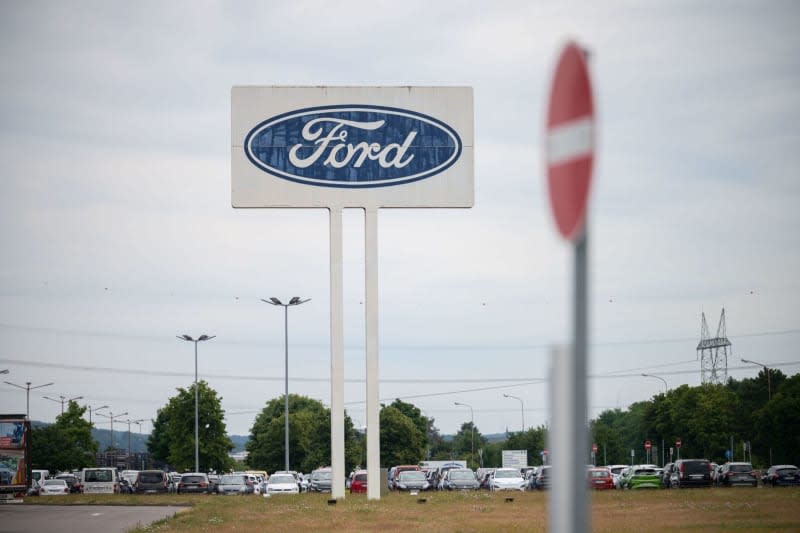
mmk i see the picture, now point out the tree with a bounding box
[452,421,486,469]
[379,405,426,467]
[754,374,800,465]
[246,394,361,474]
[506,425,548,466]
[147,381,234,472]
[31,401,97,472]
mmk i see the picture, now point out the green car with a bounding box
[620,466,661,489]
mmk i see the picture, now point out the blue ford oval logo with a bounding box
[244,105,462,188]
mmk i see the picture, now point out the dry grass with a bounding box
[28,488,800,532]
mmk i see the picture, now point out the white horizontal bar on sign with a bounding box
[547,116,594,166]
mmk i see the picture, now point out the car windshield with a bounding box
[450,470,475,481]
[139,472,164,483]
[269,475,296,484]
[399,471,426,482]
[354,473,367,482]
[84,469,112,482]
[730,464,752,472]
[494,470,520,479]
[44,480,65,486]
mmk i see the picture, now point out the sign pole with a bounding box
[365,207,381,500]
[330,207,345,499]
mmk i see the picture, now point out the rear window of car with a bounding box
[44,480,65,486]
[140,472,164,483]
[269,475,296,484]
[354,473,367,482]
[634,468,657,475]
[84,469,113,482]
[682,461,709,474]
[220,475,245,484]
[181,475,206,483]
[399,471,426,482]
[590,470,610,478]
[729,464,752,472]
[450,470,475,480]
[776,467,798,476]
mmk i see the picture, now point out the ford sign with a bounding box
[244,105,462,188]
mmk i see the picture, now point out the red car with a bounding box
[587,467,615,490]
[350,470,367,494]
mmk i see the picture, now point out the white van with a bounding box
[31,469,50,483]
[81,467,119,494]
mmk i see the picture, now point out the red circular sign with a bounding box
[546,41,595,242]
[592,443,598,453]
[644,440,652,450]
[676,438,682,449]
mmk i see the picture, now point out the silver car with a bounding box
[216,474,253,495]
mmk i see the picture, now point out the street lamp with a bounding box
[43,394,84,415]
[641,373,668,394]
[85,404,109,425]
[454,401,474,467]
[96,411,128,451]
[642,374,668,466]
[177,334,215,473]
[124,418,147,468]
[741,358,772,465]
[503,393,525,432]
[262,296,310,472]
[3,380,54,419]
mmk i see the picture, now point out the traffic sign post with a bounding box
[645,440,652,464]
[546,40,595,533]
[676,438,681,460]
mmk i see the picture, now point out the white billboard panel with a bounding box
[232,86,473,208]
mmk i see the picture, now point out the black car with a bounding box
[762,465,800,487]
[441,468,479,490]
[672,459,712,488]
[534,466,551,490]
[177,473,210,494]
[718,462,757,487]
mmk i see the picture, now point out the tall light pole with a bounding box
[741,358,772,465]
[86,404,109,425]
[4,380,54,419]
[43,394,84,415]
[263,296,310,472]
[454,401,474,467]
[96,411,128,452]
[503,393,525,432]
[124,418,147,469]
[642,373,668,466]
[177,334,215,473]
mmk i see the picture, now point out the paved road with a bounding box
[0,504,187,533]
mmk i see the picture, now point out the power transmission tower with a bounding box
[696,308,731,384]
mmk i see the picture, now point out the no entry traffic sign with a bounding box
[546,41,595,242]
[645,440,652,450]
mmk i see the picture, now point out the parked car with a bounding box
[134,470,169,494]
[671,459,713,488]
[394,470,431,492]
[490,468,526,492]
[620,466,661,489]
[26,478,41,496]
[310,468,332,492]
[350,470,367,494]
[533,466,551,490]
[265,473,300,495]
[177,473,211,494]
[587,467,615,490]
[607,465,627,489]
[441,468,479,491]
[216,474,253,495]
[391,465,422,490]
[762,465,800,487]
[81,467,120,494]
[54,473,82,494]
[718,462,758,487]
[39,479,70,496]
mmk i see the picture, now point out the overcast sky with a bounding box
[1,1,798,442]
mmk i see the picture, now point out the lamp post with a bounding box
[177,334,215,473]
[3,380,54,419]
[86,404,109,425]
[96,411,128,452]
[741,358,772,465]
[124,418,146,469]
[503,393,525,432]
[262,296,310,472]
[642,374,668,466]
[454,401,474,467]
[43,394,84,415]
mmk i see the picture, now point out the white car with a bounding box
[607,465,628,489]
[40,479,70,496]
[490,468,527,491]
[265,473,300,495]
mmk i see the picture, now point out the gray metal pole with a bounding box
[284,304,290,472]
[26,383,30,420]
[194,340,199,473]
